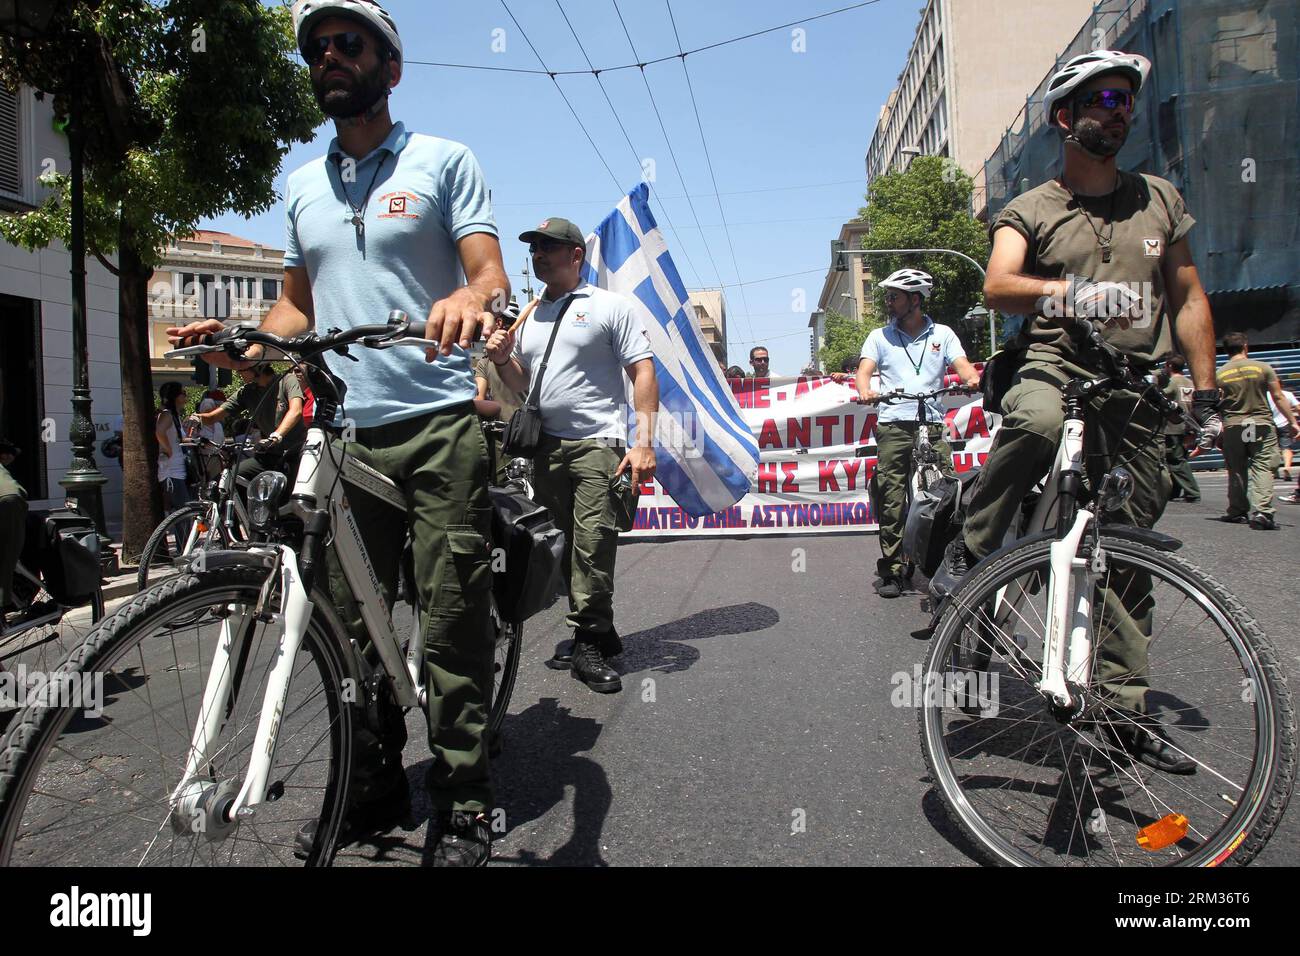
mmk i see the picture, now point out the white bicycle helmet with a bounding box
[880,268,933,300]
[1043,50,1150,125]
[292,0,402,64]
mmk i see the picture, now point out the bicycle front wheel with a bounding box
[0,564,354,866]
[487,618,521,740]
[919,534,1296,866]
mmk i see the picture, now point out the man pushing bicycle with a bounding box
[169,1,507,865]
[855,269,979,599]
[933,50,1221,774]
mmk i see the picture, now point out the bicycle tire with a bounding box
[919,534,1296,867]
[0,564,355,867]
[487,619,522,740]
[136,502,220,590]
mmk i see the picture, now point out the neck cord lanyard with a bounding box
[1062,171,1120,263]
[336,152,388,238]
[899,320,930,376]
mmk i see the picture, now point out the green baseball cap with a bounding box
[518,216,585,247]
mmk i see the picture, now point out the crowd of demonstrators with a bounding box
[855,270,979,599]
[1159,353,1200,503]
[171,0,510,866]
[930,50,1221,775]
[1215,332,1300,530]
[486,217,658,694]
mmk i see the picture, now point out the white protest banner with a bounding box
[623,372,1000,538]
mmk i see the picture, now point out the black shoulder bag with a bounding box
[501,294,575,458]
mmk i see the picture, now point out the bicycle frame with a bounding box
[175,422,419,819]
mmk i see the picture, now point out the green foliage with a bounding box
[819,309,880,375]
[858,155,993,356]
[0,0,322,266]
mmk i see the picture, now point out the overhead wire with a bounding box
[664,0,758,346]
[552,0,705,288]
[609,0,729,306]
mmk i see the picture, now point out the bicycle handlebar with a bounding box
[164,310,435,364]
[879,384,978,404]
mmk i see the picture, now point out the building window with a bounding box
[261,278,278,302]
[0,87,23,200]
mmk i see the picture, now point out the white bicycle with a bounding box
[919,321,1296,866]
[0,316,545,866]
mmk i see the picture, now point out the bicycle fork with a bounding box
[169,545,313,829]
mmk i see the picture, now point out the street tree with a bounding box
[858,155,991,356]
[0,0,319,560]
[819,308,881,376]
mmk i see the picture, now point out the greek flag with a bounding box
[581,183,759,517]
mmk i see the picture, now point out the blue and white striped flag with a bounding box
[581,183,759,518]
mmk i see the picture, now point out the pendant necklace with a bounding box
[1064,172,1119,263]
[336,153,389,239]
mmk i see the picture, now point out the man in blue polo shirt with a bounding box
[169,0,508,866]
[856,269,980,598]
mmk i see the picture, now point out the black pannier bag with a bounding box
[31,509,100,606]
[489,486,565,624]
[902,476,962,577]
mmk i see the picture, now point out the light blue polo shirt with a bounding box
[283,121,498,427]
[861,317,966,424]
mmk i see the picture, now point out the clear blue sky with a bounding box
[204,0,921,373]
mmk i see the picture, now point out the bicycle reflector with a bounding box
[1136,813,1189,851]
[248,471,288,530]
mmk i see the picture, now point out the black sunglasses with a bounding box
[306,31,367,66]
[1076,88,1134,112]
[528,239,576,254]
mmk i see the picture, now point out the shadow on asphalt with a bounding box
[488,697,612,866]
[617,602,780,676]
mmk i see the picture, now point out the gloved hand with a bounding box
[254,433,283,455]
[1191,389,1223,451]
[1039,276,1145,329]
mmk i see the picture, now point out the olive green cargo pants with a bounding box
[1222,423,1279,519]
[873,422,954,580]
[961,362,1171,712]
[1164,435,1200,501]
[531,434,623,635]
[326,403,495,813]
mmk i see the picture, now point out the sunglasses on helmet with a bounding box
[305,31,368,66]
[1076,88,1134,113]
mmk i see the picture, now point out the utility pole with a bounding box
[521,258,535,301]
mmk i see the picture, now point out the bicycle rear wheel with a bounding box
[0,564,354,866]
[919,534,1296,866]
[136,502,224,590]
[487,618,521,740]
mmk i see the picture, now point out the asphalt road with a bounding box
[328,471,1300,867]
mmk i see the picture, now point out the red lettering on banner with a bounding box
[781,461,799,492]
[858,414,879,444]
[732,378,771,409]
[862,457,878,480]
[757,463,777,493]
[787,417,811,449]
[963,405,990,440]
[815,415,838,446]
[842,457,863,489]
[818,460,841,492]
[758,419,781,449]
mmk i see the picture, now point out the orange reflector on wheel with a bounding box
[1136,813,1188,850]
[197,522,208,533]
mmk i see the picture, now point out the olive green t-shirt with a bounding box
[473,357,526,423]
[990,171,1195,373]
[1216,356,1277,427]
[221,375,307,450]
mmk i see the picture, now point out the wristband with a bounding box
[491,355,511,367]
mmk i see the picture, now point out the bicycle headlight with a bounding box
[248,470,288,530]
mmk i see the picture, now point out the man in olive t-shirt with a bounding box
[934,51,1221,776]
[1161,353,1200,502]
[1216,332,1300,527]
[189,364,307,487]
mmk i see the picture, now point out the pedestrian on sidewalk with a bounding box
[485,216,659,694]
[1160,353,1200,503]
[1215,332,1300,529]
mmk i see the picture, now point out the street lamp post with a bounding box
[1,0,114,570]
